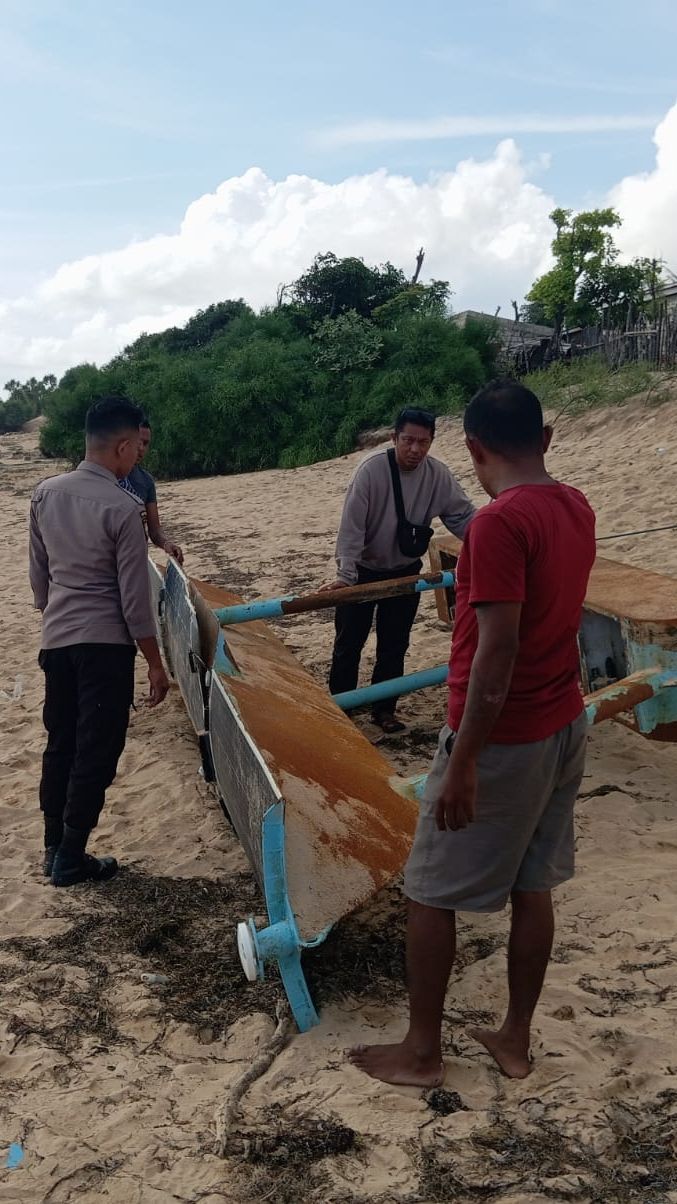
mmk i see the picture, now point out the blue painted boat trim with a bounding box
[213,630,240,677]
[625,643,677,733]
[253,801,320,1032]
[333,663,448,711]
[409,773,429,801]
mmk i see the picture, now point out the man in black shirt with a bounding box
[118,418,184,563]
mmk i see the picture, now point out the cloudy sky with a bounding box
[1,0,677,382]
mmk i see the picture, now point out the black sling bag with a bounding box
[387,448,434,560]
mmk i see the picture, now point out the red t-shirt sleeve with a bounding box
[466,509,527,605]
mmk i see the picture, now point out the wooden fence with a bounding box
[568,308,677,369]
[502,307,677,373]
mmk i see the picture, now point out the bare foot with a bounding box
[467,1027,532,1079]
[347,1042,444,1087]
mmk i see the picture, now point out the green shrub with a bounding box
[38,256,501,478]
[524,357,657,415]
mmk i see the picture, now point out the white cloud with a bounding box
[610,102,677,271]
[2,101,677,384]
[0,144,557,381]
[314,114,658,149]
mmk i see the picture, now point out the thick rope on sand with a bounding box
[215,1000,292,1158]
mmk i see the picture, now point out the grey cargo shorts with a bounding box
[404,711,588,912]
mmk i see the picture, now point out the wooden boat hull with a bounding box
[150,560,418,1029]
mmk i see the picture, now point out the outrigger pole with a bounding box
[212,572,677,730]
[213,571,455,625]
[332,664,448,710]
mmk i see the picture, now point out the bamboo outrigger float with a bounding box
[148,548,677,1032]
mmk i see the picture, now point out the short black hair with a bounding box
[85,395,144,442]
[464,379,543,454]
[394,407,436,437]
[139,414,151,430]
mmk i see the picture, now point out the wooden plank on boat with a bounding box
[584,558,677,629]
[428,534,461,624]
[429,535,677,635]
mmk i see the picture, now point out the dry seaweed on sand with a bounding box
[303,886,407,1008]
[227,1105,357,1164]
[1,867,282,1050]
[226,1106,357,1204]
[416,1103,677,1204]
[424,1088,466,1116]
[304,890,507,1015]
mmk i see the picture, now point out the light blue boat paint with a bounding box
[332,664,448,711]
[624,642,677,733]
[214,572,455,626]
[583,661,677,731]
[244,801,320,1032]
[212,630,240,677]
[6,1142,23,1169]
[408,773,429,801]
[215,594,296,625]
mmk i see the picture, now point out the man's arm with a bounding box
[436,602,521,831]
[335,468,370,584]
[320,468,370,590]
[439,473,476,539]
[145,501,183,565]
[28,497,50,611]
[116,511,169,706]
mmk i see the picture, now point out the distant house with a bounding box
[451,310,554,369]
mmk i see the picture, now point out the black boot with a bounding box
[51,824,118,888]
[43,816,63,878]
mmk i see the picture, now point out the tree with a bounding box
[525,208,660,334]
[0,374,57,434]
[526,207,621,334]
[576,259,652,327]
[372,280,451,327]
[290,252,407,320]
[40,363,125,462]
[519,298,550,326]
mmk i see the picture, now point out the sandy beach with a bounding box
[2,393,677,1203]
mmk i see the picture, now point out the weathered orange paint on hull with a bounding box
[192,578,419,943]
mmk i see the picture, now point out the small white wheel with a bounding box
[237,920,259,982]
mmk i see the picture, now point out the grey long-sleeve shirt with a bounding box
[29,460,156,649]
[335,448,476,584]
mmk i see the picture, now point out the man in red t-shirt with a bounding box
[349,379,596,1087]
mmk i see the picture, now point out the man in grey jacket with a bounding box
[29,395,170,887]
[324,407,475,732]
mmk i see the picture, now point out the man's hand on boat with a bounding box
[318,578,350,593]
[162,539,184,565]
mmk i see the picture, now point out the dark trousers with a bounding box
[39,644,136,832]
[328,561,421,717]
